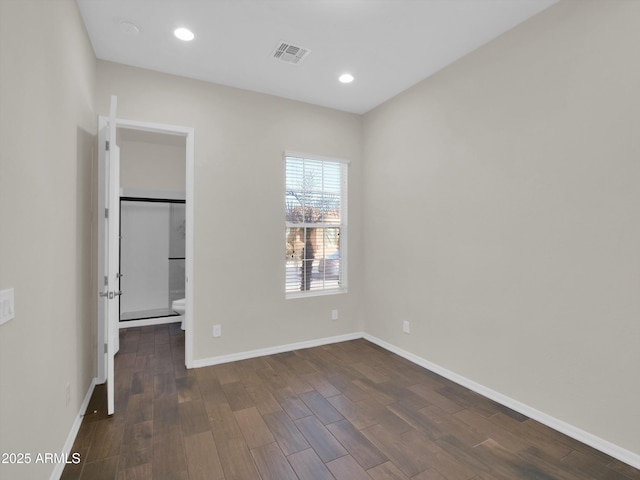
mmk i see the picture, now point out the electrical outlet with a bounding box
[331,309,338,321]
[403,321,410,334]
[212,325,222,337]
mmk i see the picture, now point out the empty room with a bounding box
[0,1,639,479]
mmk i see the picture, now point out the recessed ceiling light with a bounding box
[174,27,195,42]
[339,73,354,84]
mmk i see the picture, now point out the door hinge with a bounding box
[104,343,108,354]
[104,208,109,218]
[105,140,110,151]
[104,275,108,286]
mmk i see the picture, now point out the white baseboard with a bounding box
[192,331,364,368]
[363,333,640,470]
[50,377,97,480]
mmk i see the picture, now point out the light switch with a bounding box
[0,288,15,326]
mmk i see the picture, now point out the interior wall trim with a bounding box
[363,333,640,470]
[192,331,364,368]
[50,377,97,480]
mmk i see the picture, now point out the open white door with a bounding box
[98,95,121,415]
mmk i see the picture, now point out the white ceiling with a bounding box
[77,0,558,114]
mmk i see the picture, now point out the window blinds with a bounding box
[285,154,347,296]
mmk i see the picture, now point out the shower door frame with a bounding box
[119,194,186,323]
[97,116,195,380]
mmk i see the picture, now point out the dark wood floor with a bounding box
[62,324,640,480]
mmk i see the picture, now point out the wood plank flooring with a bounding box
[62,324,640,480]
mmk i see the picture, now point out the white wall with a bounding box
[95,61,364,361]
[119,128,186,192]
[363,0,640,458]
[0,1,96,479]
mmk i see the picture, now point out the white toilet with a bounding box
[172,298,186,330]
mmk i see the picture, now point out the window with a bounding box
[285,152,348,297]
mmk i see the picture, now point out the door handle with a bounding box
[99,291,109,298]
[114,291,122,296]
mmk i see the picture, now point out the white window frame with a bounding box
[285,150,348,299]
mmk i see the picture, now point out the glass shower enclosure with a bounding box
[119,197,186,321]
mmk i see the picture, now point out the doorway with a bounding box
[97,116,195,388]
[117,127,187,327]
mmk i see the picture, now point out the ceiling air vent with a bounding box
[272,41,310,65]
